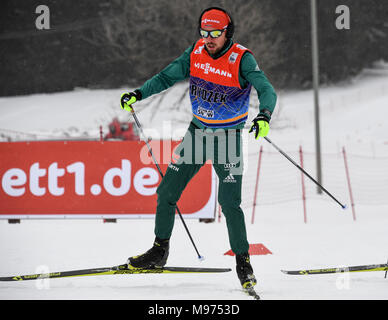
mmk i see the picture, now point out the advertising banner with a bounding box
[0,141,216,219]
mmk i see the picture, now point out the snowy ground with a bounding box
[0,202,387,300]
[1,62,388,300]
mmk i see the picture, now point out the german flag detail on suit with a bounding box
[189,39,252,128]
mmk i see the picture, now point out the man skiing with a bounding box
[120,7,277,290]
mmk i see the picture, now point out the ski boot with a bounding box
[127,237,170,269]
[236,253,257,288]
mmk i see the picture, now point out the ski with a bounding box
[0,264,231,282]
[281,263,388,275]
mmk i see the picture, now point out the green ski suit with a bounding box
[136,39,277,254]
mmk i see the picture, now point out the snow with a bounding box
[1,61,388,300]
[1,203,387,300]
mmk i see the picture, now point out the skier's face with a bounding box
[201,28,227,55]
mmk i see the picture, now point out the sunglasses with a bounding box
[199,29,225,38]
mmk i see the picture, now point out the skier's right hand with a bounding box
[120,90,142,112]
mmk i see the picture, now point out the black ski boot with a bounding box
[127,237,170,269]
[236,253,257,288]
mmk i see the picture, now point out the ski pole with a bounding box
[263,136,347,210]
[128,106,204,261]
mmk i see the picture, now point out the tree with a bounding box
[89,0,282,85]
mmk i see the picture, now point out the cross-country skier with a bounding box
[120,7,277,289]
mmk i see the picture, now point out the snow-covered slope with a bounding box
[1,60,388,154]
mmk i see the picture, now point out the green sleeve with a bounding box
[239,52,277,119]
[137,44,194,100]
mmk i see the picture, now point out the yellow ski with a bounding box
[0,264,231,281]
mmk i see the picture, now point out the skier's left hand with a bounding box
[249,114,270,139]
